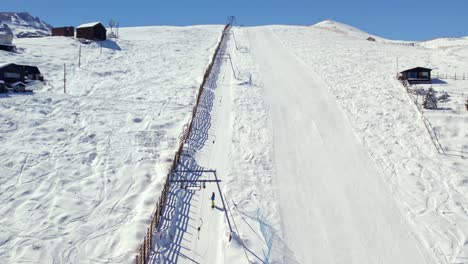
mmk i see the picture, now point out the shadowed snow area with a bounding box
[0,25,223,263]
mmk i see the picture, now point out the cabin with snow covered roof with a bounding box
[400,67,432,84]
[76,22,106,41]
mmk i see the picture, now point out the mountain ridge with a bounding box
[0,12,52,38]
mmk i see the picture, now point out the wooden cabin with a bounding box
[23,65,43,81]
[0,80,6,93]
[76,22,106,41]
[400,67,432,84]
[52,26,75,37]
[0,33,15,51]
[0,63,25,83]
[0,63,43,84]
[11,81,26,92]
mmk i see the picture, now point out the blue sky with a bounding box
[3,0,467,40]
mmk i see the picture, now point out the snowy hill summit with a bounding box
[312,19,468,46]
[312,20,413,44]
[0,12,52,38]
[312,20,378,40]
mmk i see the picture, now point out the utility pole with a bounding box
[116,22,119,39]
[396,57,399,78]
[227,16,236,26]
[64,64,66,94]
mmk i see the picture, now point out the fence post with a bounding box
[145,236,148,263]
[78,45,81,68]
[142,243,145,264]
[148,228,151,257]
[143,236,146,264]
[140,246,143,264]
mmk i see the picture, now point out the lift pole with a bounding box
[171,169,233,237]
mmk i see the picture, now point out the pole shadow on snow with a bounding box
[149,32,227,264]
[444,149,468,159]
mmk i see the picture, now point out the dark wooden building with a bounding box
[11,81,26,92]
[23,65,44,81]
[0,33,15,51]
[400,67,432,84]
[0,63,25,84]
[0,63,43,84]
[0,80,6,93]
[76,22,106,41]
[52,26,75,37]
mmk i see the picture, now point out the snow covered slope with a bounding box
[0,25,223,263]
[312,20,378,40]
[168,22,468,263]
[249,27,434,263]
[2,18,467,264]
[312,20,419,46]
[271,25,468,263]
[0,12,52,38]
[151,22,467,264]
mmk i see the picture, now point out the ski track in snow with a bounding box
[0,25,223,263]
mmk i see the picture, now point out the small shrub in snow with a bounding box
[437,91,450,102]
[423,88,438,109]
[410,87,426,96]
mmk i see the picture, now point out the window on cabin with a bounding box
[4,72,20,79]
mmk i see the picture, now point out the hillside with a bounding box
[0,25,223,263]
[271,24,468,263]
[151,23,468,263]
[1,20,467,264]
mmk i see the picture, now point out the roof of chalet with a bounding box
[0,63,14,68]
[0,31,13,36]
[11,81,26,87]
[401,67,432,73]
[0,63,41,74]
[77,22,103,29]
